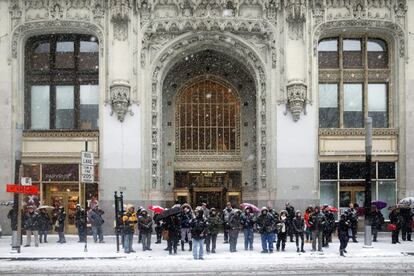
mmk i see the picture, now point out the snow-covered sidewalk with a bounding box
[0,233,413,275]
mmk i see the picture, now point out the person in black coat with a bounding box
[24,206,39,247]
[346,203,358,242]
[400,207,413,241]
[228,209,241,253]
[7,208,17,232]
[153,214,163,244]
[338,214,350,256]
[54,206,66,243]
[75,204,87,242]
[389,208,402,244]
[309,206,326,252]
[370,205,384,242]
[285,203,295,242]
[190,208,208,260]
[322,207,335,248]
[240,207,256,251]
[164,214,181,255]
[38,208,51,243]
[293,210,305,253]
[276,210,288,251]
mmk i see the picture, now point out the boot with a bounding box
[301,245,305,253]
[181,241,185,251]
[189,241,192,251]
[340,250,345,257]
[296,247,299,252]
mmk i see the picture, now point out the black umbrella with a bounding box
[154,206,181,222]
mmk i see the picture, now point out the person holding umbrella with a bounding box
[370,205,384,242]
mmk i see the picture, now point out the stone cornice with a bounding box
[23,130,99,138]
[319,128,398,136]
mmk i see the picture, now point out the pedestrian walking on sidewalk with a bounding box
[293,211,305,253]
[338,214,350,257]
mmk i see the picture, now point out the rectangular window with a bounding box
[318,39,338,68]
[55,86,74,129]
[343,39,362,68]
[320,181,338,212]
[79,41,99,71]
[31,85,50,129]
[55,41,74,68]
[320,162,338,180]
[378,162,395,179]
[32,42,50,71]
[344,83,363,128]
[80,85,99,129]
[368,83,388,128]
[319,84,339,128]
[368,39,388,68]
[378,180,396,218]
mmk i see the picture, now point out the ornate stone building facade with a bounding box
[0,0,413,233]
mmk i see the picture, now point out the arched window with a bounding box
[25,34,99,130]
[176,78,240,154]
[318,36,390,128]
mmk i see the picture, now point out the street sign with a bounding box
[81,151,94,183]
[21,177,32,186]
[6,184,38,194]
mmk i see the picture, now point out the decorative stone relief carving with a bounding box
[49,0,64,20]
[110,0,132,41]
[285,81,307,122]
[9,0,22,28]
[109,81,134,122]
[285,0,306,40]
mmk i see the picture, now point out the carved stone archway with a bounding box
[149,32,268,192]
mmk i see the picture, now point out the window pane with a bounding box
[320,181,338,214]
[79,41,99,71]
[319,84,338,128]
[32,42,50,71]
[378,180,396,218]
[344,84,363,128]
[368,84,388,128]
[343,39,362,68]
[56,86,74,129]
[80,85,99,129]
[56,41,74,68]
[318,39,338,68]
[368,39,387,68]
[378,162,395,179]
[320,162,338,180]
[340,162,375,179]
[31,85,50,129]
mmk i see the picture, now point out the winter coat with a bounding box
[38,212,52,232]
[88,209,105,227]
[228,211,241,230]
[371,210,384,230]
[207,214,221,235]
[323,211,336,233]
[400,208,413,227]
[292,216,305,234]
[304,211,311,229]
[122,211,137,234]
[309,211,326,231]
[222,208,233,225]
[389,210,402,229]
[346,208,358,227]
[55,210,66,232]
[24,212,39,231]
[164,215,181,239]
[338,219,350,240]
[240,212,256,230]
[138,213,153,234]
[7,209,17,231]
[256,212,275,234]
[285,205,295,220]
[190,215,208,240]
[180,211,193,229]
[276,215,288,234]
[75,209,86,229]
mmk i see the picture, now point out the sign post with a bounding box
[81,141,94,252]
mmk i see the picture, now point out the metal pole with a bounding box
[84,140,88,253]
[114,191,120,252]
[12,123,23,253]
[120,192,124,248]
[364,117,373,248]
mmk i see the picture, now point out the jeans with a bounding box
[39,230,48,243]
[243,228,254,250]
[312,230,322,251]
[58,231,66,243]
[229,229,239,252]
[192,238,204,259]
[92,226,103,242]
[124,233,134,253]
[205,234,217,252]
[181,228,191,242]
[260,232,274,252]
[26,230,39,246]
[141,232,151,250]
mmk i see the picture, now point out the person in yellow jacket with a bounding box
[123,205,137,253]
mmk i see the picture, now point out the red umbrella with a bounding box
[240,203,260,213]
[322,205,338,213]
[148,205,165,214]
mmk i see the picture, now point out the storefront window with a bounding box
[320,181,338,207]
[378,180,396,218]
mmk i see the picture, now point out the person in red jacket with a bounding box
[304,206,313,243]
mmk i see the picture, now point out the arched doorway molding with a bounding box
[149,31,268,191]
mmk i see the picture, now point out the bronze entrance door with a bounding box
[194,190,223,210]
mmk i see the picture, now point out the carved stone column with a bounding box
[109,80,133,122]
[286,81,307,122]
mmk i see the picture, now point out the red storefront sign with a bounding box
[6,184,38,194]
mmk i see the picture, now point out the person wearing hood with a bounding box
[276,210,288,251]
[180,204,194,251]
[228,209,241,252]
[138,209,153,251]
[24,206,39,247]
[240,206,256,251]
[322,206,335,248]
[206,208,221,254]
[190,207,208,260]
[285,202,296,242]
[338,213,350,257]
[293,210,305,253]
[309,206,325,252]
[257,207,275,253]
[122,205,137,254]
[164,212,181,255]
[38,208,51,243]
[75,204,86,243]
[370,205,384,242]
[222,202,233,243]
[54,206,66,243]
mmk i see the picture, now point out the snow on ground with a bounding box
[0,233,413,275]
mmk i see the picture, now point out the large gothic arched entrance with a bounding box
[161,50,257,210]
